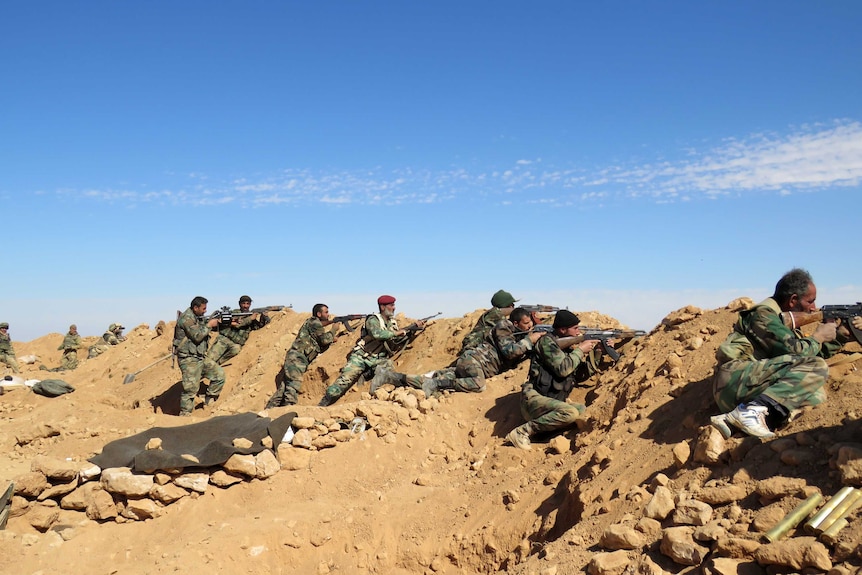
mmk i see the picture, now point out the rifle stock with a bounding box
[781,303,862,344]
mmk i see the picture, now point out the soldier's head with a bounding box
[552,310,580,337]
[491,290,517,311]
[774,268,816,313]
[509,307,534,332]
[114,323,125,333]
[0,322,8,331]
[239,295,252,311]
[69,324,78,334]
[377,295,396,318]
[191,296,208,316]
[312,303,329,320]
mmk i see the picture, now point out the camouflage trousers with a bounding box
[403,352,492,393]
[88,344,108,359]
[62,350,79,370]
[326,352,392,402]
[519,383,585,435]
[0,352,20,374]
[712,355,828,413]
[268,350,311,406]
[178,356,225,415]
[206,335,242,366]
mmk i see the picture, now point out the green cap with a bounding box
[0,322,8,329]
[491,290,517,308]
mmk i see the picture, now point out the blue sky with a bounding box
[2,1,861,342]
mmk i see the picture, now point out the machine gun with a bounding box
[781,303,862,344]
[530,325,647,361]
[520,305,562,313]
[210,304,290,328]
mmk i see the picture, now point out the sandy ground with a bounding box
[1,302,861,575]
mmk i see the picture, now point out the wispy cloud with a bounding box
[49,120,862,207]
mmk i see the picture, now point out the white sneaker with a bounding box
[726,404,775,438]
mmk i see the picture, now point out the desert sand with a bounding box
[2,301,861,575]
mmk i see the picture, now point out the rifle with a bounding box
[324,314,366,333]
[530,325,647,361]
[403,312,443,334]
[209,306,254,328]
[520,305,562,313]
[385,312,443,357]
[781,303,862,344]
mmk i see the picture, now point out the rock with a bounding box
[836,444,862,485]
[210,470,244,488]
[660,526,707,566]
[697,484,749,505]
[86,488,118,521]
[121,498,161,520]
[644,486,675,520]
[37,477,79,502]
[232,437,253,449]
[224,454,257,477]
[174,473,209,493]
[755,477,808,500]
[15,423,61,446]
[599,524,645,550]
[150,482,189,503]
[10,495,30,517]
[548,435,569,454]
[702,557,764,575]
[291,416,316,429]
[145,437,162,450]
[693,426,727,465]
[751,501,787,533]
[753,537,831,571]
[291,428,314,449]
[27,504,60,531]
[101,468,154,497]
[311,435,337,450]
[672,499,713,526]
[587,550,631,575]
[255,449,281,479]
[672,441,690,467]
[30,456,80,481]
[14,471,50,498]
[692,521,726,542]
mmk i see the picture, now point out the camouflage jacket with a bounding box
[58,333,82,352]
[175,307,212,359]
[290,317,335,362]
[102,331,121,346]
[465,318,534,376]
[216,310,267,346]
[527,332,599,401]
[716,298,848,365]
[0,332,14,354]
[460,307,507,353]
[355,314,400,357]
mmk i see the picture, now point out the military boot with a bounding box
[370,367,402,394]
[318,394,336,407]
[421,377,452,398]
[265,385,285,409]
[506,422,535,451]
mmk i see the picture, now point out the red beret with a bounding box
[377,295,396,305]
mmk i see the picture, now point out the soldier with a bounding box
[266,303,337,408]
[0,322,20,374]
[459,290,518,353]
[174,296,224,416]
[506,310,614,450]
[41,325,84,372]
[88,323,127,358]
[371,307,542,397]
[206,295,269,366]
[710,268,851,439]
[318,295,425,406]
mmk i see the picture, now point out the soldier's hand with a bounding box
[207,318,220,329]
[812,321,838,343]
[853,316,862,331]
[578,340,599,353]
[415,320,426,330]
[528,331,543,344]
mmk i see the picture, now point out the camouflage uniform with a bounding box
[324,314,399,403]
[206,312,267,366]
[56,331,83,370]
[268,316,335,406]
[518,333,604,435]
[175,307,225,416]
[712,297,849,413]
[0,329,20,374]
[88,325,126,358]
[459,307,507,354]
[404,318,534,392]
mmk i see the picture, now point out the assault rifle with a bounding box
[404,312,443,334]
[530,325,647,361]
[324,314,366,333]
[780,303,862,344]
[386,312,443,357]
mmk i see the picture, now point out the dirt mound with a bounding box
[1,303,861,574]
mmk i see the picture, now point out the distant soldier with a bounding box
[174,296,224,416]
[459,290,518,353]
[319,295,425,406]
[41,325,84,372]
[372,307,542,397]
[206,295,269,366]
[266,303,337,408]
[0,322,21,374]
[88,323,127,358]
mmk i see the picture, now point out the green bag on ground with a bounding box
[31,379,75,397]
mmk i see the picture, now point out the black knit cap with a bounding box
[552,310,580,329]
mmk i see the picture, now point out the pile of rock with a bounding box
[9,387,439,533]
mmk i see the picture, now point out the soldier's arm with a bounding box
[537,335,584,379]
[495,322,533,362]
[182,316,211,344]
[366,315,399,341]
[310,319,335,347]
[747,306,823,357]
